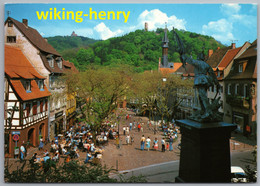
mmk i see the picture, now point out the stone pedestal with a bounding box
[175,119,236,183]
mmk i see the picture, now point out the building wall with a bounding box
[5,24,50,86]
[223,79,256,137]
[4,80,49,157]
[5,22,68,141]
[6,118,48,157]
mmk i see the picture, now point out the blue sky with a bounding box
[5,3,257,47]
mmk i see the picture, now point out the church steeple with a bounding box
[161,23,169,67]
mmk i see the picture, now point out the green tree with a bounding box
[64,66,132,144]
[76,48,94,67]
[5,160,147,183]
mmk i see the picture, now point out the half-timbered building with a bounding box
[4,45,51,157]
[4,17,77,140]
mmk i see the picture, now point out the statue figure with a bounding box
[173,27,221,122]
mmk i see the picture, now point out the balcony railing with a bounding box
[226,95,250,109]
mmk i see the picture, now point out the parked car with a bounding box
[231,166,247,183]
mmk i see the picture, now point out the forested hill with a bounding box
[46,35,98,54]
[47,29,225,72]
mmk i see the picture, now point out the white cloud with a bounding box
[202,4,256,45]
[137,9,186,31]
[202,19,234,44]
[94,22,123,40]
[220,4,241,16]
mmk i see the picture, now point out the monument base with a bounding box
[175,119,236,183]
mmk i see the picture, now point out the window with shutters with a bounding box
[33,102,37,115]
[40,101,43,113]
[26,103,30,117]
[45,99,48,111]
[235,84,239,95]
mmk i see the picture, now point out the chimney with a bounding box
[231,43,236,49]
[208,49,213,58]
[22,19,28,26]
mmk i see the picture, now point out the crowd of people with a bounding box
[122,115,179,152]
[26,121,121,166]
[140,135,176,152]
[21,112,180,168]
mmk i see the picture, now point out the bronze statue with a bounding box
[173,27,221,122]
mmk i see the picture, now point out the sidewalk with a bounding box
[230,131,255,152]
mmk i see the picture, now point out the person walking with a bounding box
[138,123,141,132]
[129,122,132,131]
[116,136,120,149]
[140,135,145,151]
[146,137,151,151]
[20,143,26,161]
[126,127,129,135]
[38,137,44,151]
[123,127,126,136]
[126,134,130,145]
[161,138,166,152]
[153,137,159,151]
[169,136,174,151]
[131,136,134,145]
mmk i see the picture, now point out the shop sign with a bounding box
[14,147,19,155]
[55,111,63,118]
[11,131,20,135]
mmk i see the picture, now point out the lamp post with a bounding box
[117,115,120,138]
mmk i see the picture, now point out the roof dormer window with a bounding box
[37,79,44,90]
[22,80,31,93]
[239,64,243,73]
[56,57,62,69]
[238,61,247,73]
[47,54,54,68]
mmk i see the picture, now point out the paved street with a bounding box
[111,151,255,183]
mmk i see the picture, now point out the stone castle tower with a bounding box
[71,31,78,37]
[144,22,148,31]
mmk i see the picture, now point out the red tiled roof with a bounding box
[6,17,60,56]
[225,40,257,80]
[206,46,231,68]
[63,60,79,73]
[10,80,51,101]
[39,53,63,74]
[69,62,79,73]
[218,47,242,68]
[159,63,183,75]
[5,45,45,79]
